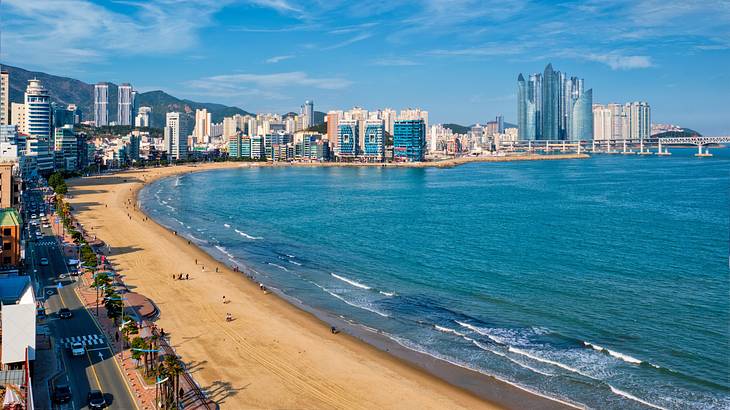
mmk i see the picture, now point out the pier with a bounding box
[498,136,730,157]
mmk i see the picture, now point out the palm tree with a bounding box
[163,355,185,408]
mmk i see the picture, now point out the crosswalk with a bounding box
[60,334,106,348]
[36,240,56,246]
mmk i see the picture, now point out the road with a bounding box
[26,186,138,410]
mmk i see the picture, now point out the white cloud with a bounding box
[265,55,294,63]
[586,53,653,70]
[189,72,352,92]
[372,58,421,66]
[1,0,232,70]
[322,33,372,50]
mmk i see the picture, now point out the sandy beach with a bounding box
[67,162,572,410]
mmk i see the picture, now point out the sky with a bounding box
[1,0,729,134]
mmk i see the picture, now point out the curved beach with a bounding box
[67,163,571,409]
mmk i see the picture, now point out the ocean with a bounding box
[139,149,730,409]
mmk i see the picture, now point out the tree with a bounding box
[91,272,112,289]
[104,288,123,323]
[163,355,185,409]
[55,182,68,195]
[48,172,64,190]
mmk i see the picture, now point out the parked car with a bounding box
[39,257,49,265]
[71,342,85,357]
[51,383,72,404]
[58,308,72,319]
[87,390,106,409]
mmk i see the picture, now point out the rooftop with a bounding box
[0,209,21,227]
[0,275,31,304]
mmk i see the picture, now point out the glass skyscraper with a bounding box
[517,64,593,141]
[393,119,426,162]
[570,89,593,141]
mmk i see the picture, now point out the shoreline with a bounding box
[67,162,575,409]
[286,153,589,168]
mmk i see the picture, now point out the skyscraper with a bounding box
[0,71,9,126]
[117,83,134,126]
[135,107,151,127]
[337,120,358,159]
[541,64,560,140]
[518,64,590,140]
[194,108,212,144]
[164,112,188,160]
[570,89,593,141]
[94,83,109,126]
[24,79,53,174]
[592,101,650,140]
[393,119,426,162]
[363,120,385,162]
[301,100,314,129]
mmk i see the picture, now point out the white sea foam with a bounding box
[289,260,302,266]
[286,254,295,258]
[224,223,230,228]
[379,291,396,297]
[609,385,666,410]
[384,334,583,409]
[584,342,642,365]
[508,347,591,378]
[235,229,262,240]
[434,325,466,337]
[455,321,507,345]
[331,273,371,290]
[214,245,235,259]
[268,262,289,272]
[475,341,554,377]
[311,282,388,317]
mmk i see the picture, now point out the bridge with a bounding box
[497,136,730,157]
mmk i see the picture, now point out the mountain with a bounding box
[443,123,471,134]
[3,64,252,128]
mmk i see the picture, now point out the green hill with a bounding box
[3,64,252,128]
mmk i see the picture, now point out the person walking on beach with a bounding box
[185,273,189,280]
[195,258,197,265]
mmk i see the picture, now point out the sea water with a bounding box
[139,149,730,409]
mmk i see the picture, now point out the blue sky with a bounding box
[2,0,729,134]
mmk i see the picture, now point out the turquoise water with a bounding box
[140,149,730,409]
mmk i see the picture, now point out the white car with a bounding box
[43,223,51,228]
[30,214,37,219]
[71,342,85,356]
[40,257,49,266]
[39,212,46,217]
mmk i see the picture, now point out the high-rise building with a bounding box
[117,83,134,126]
[94,83,109,126]
[337,120,359,159]
[194,108,212,144]
[135,107,151,127]
[363,120,385,162]
[11,103,25,131]
[393,119,426,162]
[0,71,8,126]
[592,104,612,140]
[301,100,314,129]
[326,111,340,144]
[54,125,78,171]
[24,79,51,139]
[570,89,593,141]
[592,101,650,141]
[518,64,591,140]
[164,112,188,160]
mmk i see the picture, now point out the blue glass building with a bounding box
[337,121,358,159]
[393,119,426,162]
[363,120,384,162]
[570,89,593,141]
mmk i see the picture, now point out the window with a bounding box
[2,242,9,250]
[342,134,350,144]
[3,256,9,264]
[3,228,10,236]
[369,134,376,144]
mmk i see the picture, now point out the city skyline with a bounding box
[1,1,728,134]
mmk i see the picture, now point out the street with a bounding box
[26,187,138,410]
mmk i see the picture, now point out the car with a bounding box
[67,259,80,266]
[30,214,37,219]
[39,257,49,265]
[51,383,72,404]
[87,390,106,409]
[39,212,45,217]
[43,223,51,228]
[71,342,85,356]
[58,308,72,319]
